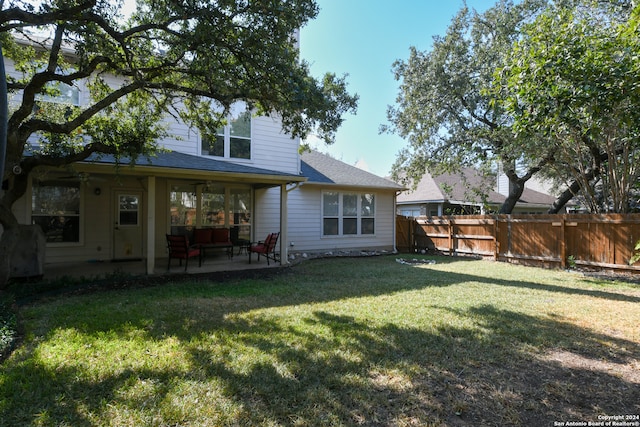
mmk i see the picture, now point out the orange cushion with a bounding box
[194,228,213,244]
[212,228,230,243]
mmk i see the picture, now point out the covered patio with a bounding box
[42,250,283,282]
[22,151,305,282]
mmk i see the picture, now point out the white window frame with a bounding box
[30,179,84,246]
[117,194,141,227]
[168,182,252,240]
[33,64,81,106]
[322,191,376,237]
[200,102,252,160]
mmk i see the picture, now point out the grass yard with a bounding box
[1,256,639,426]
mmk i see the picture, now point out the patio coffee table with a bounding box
[200,242,234,260]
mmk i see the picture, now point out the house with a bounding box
[5,48,402,277]
[396,168,560,217]
[291,150,404,255]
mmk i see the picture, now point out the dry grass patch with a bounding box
[1,256,638,426]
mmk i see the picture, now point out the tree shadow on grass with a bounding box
[2,298,638,426]
[184,307,638,426]
[0,356,189,427]
[14,255,640,307]
[2,256,639,425]
[282,257,640,304]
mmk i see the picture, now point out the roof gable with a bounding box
[300,150,403,190]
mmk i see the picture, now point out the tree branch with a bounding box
[19,81,144,137]
[0,1,97,26]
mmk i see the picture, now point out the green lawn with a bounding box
[1,256,638,426]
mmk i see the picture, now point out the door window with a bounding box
[118,195,139,226]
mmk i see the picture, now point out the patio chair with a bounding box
[166,234,201,271]
[248,232,280,265]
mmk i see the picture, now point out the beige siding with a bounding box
[180,114,299,174]
[158,110,299,174]
[286,186,322,250]
[14,175,173,264]
[161,113,299,172]
[159,104,200,155]
[78,183,112,262]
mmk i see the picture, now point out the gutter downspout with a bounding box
[279,181,304,263]
[0,43,7,183]
[394,190,402,253]
[280,183,288,264]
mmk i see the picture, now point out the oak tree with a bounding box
[385,0,636,214]
[383,0,548,214]
[492,2,640,213]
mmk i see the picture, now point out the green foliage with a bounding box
[629,239,640,265]
[0,0,357,199]
[492,1,640,213]
[387,0,640,214]
[384,0,548,213]
[0,294,17,359]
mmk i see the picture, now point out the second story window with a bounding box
[33,63,81,107]
[201,103,251,160]
[37,81,80,106]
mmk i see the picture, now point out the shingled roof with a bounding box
[77,149,404,190]
[82,151,302,178]
[300,150,403,190]
[397,168,556,207]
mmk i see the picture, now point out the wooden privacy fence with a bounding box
[396,214,640,273]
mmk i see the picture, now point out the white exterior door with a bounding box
[113,191,143,260]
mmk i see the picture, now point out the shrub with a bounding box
[0,294,17,359]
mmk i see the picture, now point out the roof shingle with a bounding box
[300,150,403,190]
[397,168,556,206]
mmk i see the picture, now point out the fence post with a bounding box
[551,215,567,269]
[448,217,454,255]
[493,215,498,261]
[507,215,512,256]
[559,215,566,269]
[410,218,415,253]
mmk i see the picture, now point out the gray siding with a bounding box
[257,184,397,254]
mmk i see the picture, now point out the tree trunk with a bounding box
[548,183,580,214]
[498,165,528,214]
[499,179,525,214]
[0,226,17,288]
[548,167,600,214]
[0,171,38,288]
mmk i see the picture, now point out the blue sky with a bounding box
[299,0,495,177]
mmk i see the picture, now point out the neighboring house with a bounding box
[5,50,402,276]
[396,168,561,217]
